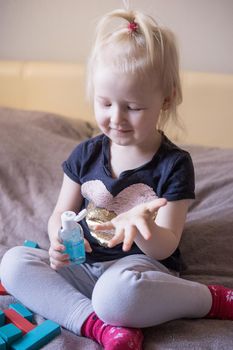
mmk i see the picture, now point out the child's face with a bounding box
[93,65,165,148]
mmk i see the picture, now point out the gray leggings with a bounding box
[0,246,212,335]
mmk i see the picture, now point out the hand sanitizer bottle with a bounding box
[59,209,87,264]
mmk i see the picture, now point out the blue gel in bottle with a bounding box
[59,210,87,264]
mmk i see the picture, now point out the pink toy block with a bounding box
[0,283,8,296]
[4,309,35,335]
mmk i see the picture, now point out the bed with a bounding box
[0,61,233,349]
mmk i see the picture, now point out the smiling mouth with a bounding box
[111,128,132,133]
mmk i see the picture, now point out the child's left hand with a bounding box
[93,198,167,251]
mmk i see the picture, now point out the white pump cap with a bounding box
[61,209,87,230]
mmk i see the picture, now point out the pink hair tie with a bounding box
[127,21,138,32]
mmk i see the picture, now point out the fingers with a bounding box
[122,226,138,252]
[84,238,92,253]
[96,213,157,251]
[49,246,69,270]
[108,226,137,252]
[49,238,93,270]
[49,240,69,270]
[108,228,124,248]
[88,198,167,253]
[93,221,114,231]
[146,198,167,213]
[50,235,65,253]
[49,246,67,260]
[135,219,152,240]
[49,257,69,270]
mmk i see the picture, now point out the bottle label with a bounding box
[63,239,86,264]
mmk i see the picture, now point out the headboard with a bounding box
[0,61,233,148]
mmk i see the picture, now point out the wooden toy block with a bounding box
[11,319,61,350]
[4,309,35,335]
[0,311,4,327]
[9,304,34,322]
[0,323,22,344]
[0,283,8,296]
[0,336,6,350]
[23,240,40,249]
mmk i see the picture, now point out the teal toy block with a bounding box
[23,240,40,249]
[9,303,34,322]
[0,323,22,344]
[0,311,4,327]
[0,336,6,350]
[11,320,61,350]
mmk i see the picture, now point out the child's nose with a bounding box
[111,105,124,124]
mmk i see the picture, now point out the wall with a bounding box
[0,0,233,74]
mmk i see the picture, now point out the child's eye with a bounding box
[96,98,111,107]
[128,106,141,111]
[101,102,111,108]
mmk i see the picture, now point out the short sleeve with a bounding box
[161,152,195,201]
[62,143,83,184]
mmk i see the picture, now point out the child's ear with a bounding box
[162,97,171,111]
[162,88,176,111]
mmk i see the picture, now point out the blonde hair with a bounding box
[87,8,182,129]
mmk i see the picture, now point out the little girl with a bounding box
[1,8,233,350]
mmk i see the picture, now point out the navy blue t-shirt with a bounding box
[62,133,195,271]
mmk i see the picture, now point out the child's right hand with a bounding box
[49,235,69,270]
[49,235,92,270]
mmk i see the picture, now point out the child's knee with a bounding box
[92,268,143,326]
[1,246,39,290]
[1,246,27,275]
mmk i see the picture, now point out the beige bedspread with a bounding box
[0,107,233,349]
